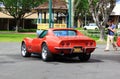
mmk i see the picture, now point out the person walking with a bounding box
[104,19,117,51]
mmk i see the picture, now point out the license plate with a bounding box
[73,48,82,53]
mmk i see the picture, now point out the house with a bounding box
[35,0,68,29]
[111,3,120,26]
[0,12,38,30]
[0,2,38,30]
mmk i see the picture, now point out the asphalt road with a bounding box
[0,42,120,79]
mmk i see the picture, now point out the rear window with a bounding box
[53,30,77,36]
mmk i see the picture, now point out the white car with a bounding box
[84,23,98,30]
[118,23,120,29]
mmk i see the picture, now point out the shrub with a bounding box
[18,29,36,32]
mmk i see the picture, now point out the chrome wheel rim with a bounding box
[21,44,26,56]
[42,46,47,60]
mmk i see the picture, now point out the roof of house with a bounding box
[35,0,67,10]
[24,12,38,19]
[111,4,120,15]
[0,11,38,19]
[0,12,13,18]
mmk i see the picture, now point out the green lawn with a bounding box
[0,33,100,42]
[0,29,102,43]
[0,33,36,42]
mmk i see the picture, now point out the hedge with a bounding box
[18,29,36,32]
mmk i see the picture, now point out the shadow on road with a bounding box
[19,54,103,63]
[2,52,120,64]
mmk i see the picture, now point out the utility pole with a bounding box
[49,0,52,28]
[71,0,74,28]
[68,0,72,28]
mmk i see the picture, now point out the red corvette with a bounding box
[21,28,96,61]
[117,36,120,47]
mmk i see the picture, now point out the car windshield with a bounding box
[39,30,48,38]
[53,30,77,36]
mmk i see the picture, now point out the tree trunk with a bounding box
[15,19,20,32]
[99,26,105,41]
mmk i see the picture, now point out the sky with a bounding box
[116,0,120,1]
[116,0,120,4]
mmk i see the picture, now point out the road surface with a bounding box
[0,42,120,79]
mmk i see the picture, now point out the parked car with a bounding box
[21,28,96,61]
[118,23,120,29]
[117,36,120,47]
[84,23,98,30]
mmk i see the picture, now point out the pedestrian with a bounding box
[104,19,117,51]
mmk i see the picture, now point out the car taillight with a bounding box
[90,42,94,46]
[66,42,70,46]
[86,42,94,46]
[86,42,89,46]
[61,42,65,47]
[60,42,70,47]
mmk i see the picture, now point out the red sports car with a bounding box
[21,28,96,61]
[117,36,120,47]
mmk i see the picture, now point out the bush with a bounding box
[87,30,100,34]
[18,29,36,32]
[75,27,83,30]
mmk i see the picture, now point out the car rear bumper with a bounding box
[55,46,96,53]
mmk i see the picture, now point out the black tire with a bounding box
[78,53,91,62]
[41,43,53,61]
[95,28,98,30]
[84,28,87,30]
[21,42,31,57]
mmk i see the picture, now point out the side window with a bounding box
[39,30,48,38]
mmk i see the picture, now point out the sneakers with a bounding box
[104,48,117,51]
[114,47,117,51]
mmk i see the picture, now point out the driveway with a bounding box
[0,42,120,79]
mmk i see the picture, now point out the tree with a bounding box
[0,0,3,11]
[88,0,116,41]
[74,0,89,27]
[1,0,47,32]
[74,0,89,17]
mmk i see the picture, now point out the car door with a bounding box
[31,38,42,53]
[31,30,48,53]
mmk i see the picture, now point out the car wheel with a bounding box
[78,53,91,62]
[41,43,53,61]
[84,28,87,30]
[95,28,98,30]
[21,42,31,57]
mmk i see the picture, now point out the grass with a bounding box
[0,32,100,43]
[0,29,106,43]
[0,33,36,42]
[0,32,99,42]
